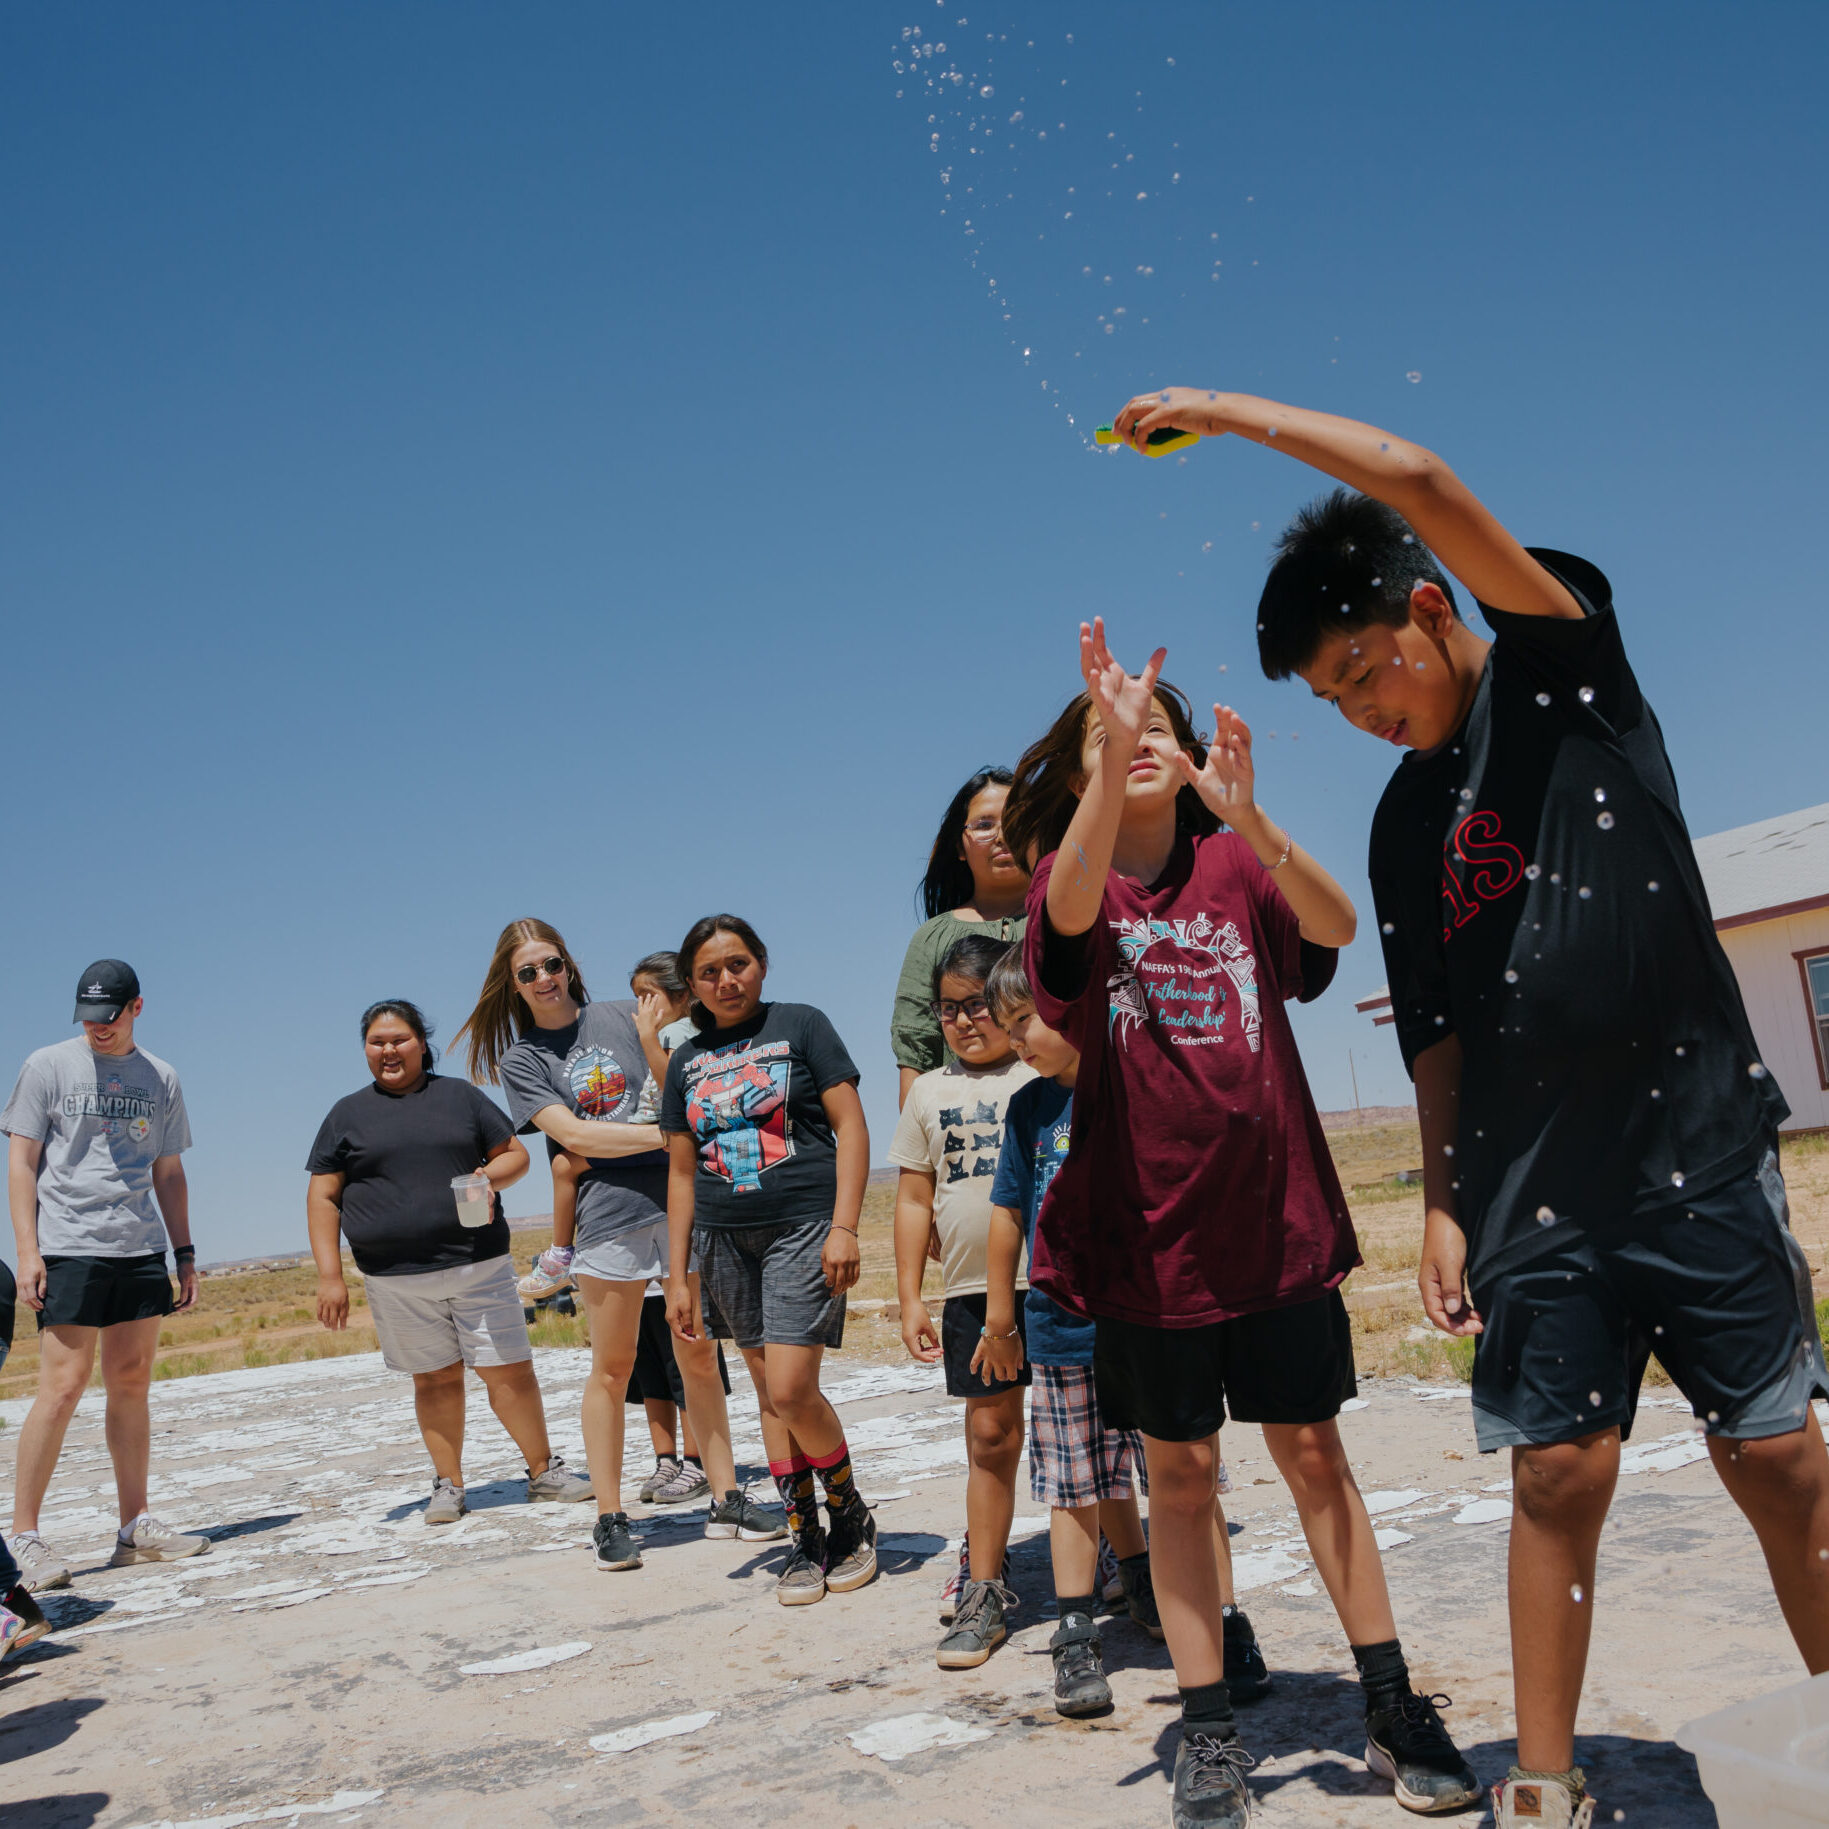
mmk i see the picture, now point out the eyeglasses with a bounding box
[932,995,993,1024]
[962,818,1004,841]
[514,956,568,985]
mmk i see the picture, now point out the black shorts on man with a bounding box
[1471,1144,1829,1451]
[1093,1289,1357,1442]
[37,1255,174,1332]
[941,1291,1032,1399]
[626,1291,731,1405]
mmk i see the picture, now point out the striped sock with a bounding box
[769,1455,819,1540]
[808,1438,865,1518]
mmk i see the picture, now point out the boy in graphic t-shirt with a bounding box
[889,932,1035,1670]
[1108,383,1829,1826]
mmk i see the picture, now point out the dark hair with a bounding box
[1256,488,1460,680]
[932,934,1015,1002]
[919,766,1017,920]
[361,999,437,1067]
[678,914,769,1031]
[1001,679,1220,870]
[629,951,687,999]
[984,949,1033,1025]
[454,918,589,1085]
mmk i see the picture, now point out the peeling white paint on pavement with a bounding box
[462,1641,593,1674]
[1452,1499,1512,1526]
[845,1712,994,1761]
[589,1709,717,1753]
[121,1788,385,1828]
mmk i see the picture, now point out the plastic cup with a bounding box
[452,1173,494,1227]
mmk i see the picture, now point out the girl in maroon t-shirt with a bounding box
[1001,620,1478,1822]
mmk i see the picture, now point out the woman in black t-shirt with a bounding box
[306,1000,594,1526]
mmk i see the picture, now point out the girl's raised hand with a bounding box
[1175,703,1257,817]
[634,991,668,1045]
[1079,617,1168,767]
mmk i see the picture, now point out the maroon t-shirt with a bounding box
[1024,829,1360,1328]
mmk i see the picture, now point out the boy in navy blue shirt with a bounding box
[1110,383,1829,1826]
[979,952,1267,1721]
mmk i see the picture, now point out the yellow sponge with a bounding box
[1095,423,1200,457]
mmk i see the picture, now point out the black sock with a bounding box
[683,1455,703,1470]
[1179,1679,1235,1734]
[1056,1592,1097,1620]
[1351,1638,1410,1706]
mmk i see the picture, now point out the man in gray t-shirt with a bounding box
[1,960,210,1592]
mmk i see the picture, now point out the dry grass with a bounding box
[6,1130,1823,1400]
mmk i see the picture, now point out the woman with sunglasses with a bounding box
[891,767,1030,1111]
[457,920,783,1573]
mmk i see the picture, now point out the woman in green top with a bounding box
[892,766,1031,1107]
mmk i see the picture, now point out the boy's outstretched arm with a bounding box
[1047,617,1168,938]
[1112,390,1581,622]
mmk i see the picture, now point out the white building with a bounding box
[1355,800,1829,1135]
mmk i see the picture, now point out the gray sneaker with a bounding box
[638,1456,680,1503]
[936,1577,1013,1669]
[822,1505,878,1594]
[650,1459,713,1505]
[776,1528,827,1606]
[705,1488,787,1541]
[109,1515,212,1566]
[593,1512,642,1571]
[526,1455,593,1503]
[11,1534,71,1593]
[424,1479,467,1526]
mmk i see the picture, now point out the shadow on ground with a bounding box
[0,1696,106,1765]
[4,1794,110,1828]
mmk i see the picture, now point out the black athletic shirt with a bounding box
[307,1074,516,1277]
[1369,549,1788,1287]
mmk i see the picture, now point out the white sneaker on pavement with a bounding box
[109,1515,212,1566]
[11,1534,71,1593]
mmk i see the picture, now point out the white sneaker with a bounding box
[109,1515,211,1566]
[1491,1776,1595,1827]
[424,1479,467,1525]
[12,1533,71,1593]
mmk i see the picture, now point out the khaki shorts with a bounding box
[364,1255,532,1375]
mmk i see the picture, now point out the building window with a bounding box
[1802,950,1829,1091]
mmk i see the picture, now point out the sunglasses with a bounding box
[515,956,569,986]
[932,995,993,1024]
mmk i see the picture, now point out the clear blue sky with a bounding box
[3,3,1824,1258]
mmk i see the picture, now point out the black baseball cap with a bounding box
[73,960,140,1025]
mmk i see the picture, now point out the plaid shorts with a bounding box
[1029,1363,1148,1509]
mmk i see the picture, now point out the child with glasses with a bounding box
[889,933,1036,1669]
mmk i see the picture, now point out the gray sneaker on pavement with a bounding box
[593,1512,642,1571]
[936,1577,1014,1669]
[775,1528,827,1606]
[705,1488,787,1541]
[650,1459,712,1505]
[526,1455,594,1503]
[424,1479,467,1526]
[639,1456,680,1503]
[11,1534,71,1593]
[109,1515,212,1566]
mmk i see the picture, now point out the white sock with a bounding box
[119,1511,149,1542]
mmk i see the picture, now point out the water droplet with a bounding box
[1654,1324,1663,1335]
[1675,1045,1686,1056]
[1571,1584,1584,1603]
[1589,1390,1602,1406]
[1537,1206,1556,1225]
[1578,686,1595,703]
[1505,969,1519,983]
[1525,863,1541,880]
[1550,872,1562,885]
[1749,1061,1768,1079]
[1535,692,1552,707]
[1647,880,1659,893]
[1442,1145,1455,1157]
[1671,1171,1686,1188]
[1597,813,1615,830]
[1593,788,1607,803]
[1406,371,1422,383]
[1381,922,1395,935]
[1707,1410,1719,1424]
[980,83,993,96]
[1578,885,1592,898]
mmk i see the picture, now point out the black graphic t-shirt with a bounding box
[306,1074,516,1277]
[499,1001,669,1240]
[659,1002,860,1231]
[1369,549,1788,1286]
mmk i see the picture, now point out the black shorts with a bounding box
[1093,1290,1356,1441]
[625,1292,730,1405]
[37,1254,174,1331]
[941,1292,1032,1399]
[1471,1143,1829,1451]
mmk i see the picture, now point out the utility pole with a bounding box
[1348,1048,1362,1126]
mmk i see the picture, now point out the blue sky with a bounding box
[3,3,1824,1258]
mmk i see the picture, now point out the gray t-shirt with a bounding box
[498,1001,668,1243]
[1,1038,192,1257]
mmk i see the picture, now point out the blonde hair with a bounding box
[454,918,590,1085]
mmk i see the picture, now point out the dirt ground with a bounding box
[3,1129,1826,1827]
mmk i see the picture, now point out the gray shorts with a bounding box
[700,1216,845,1351]
[365,1255,532,1376]
[573,1215,669,1286]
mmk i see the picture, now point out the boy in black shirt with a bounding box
[1110,387,1829,1827]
